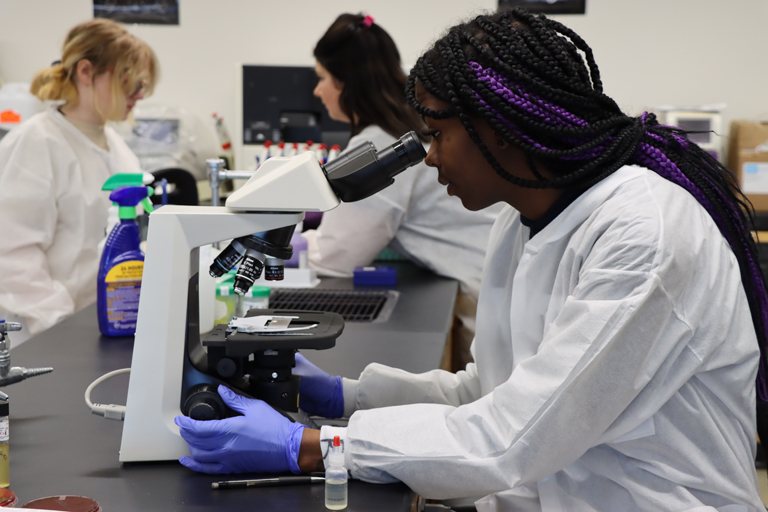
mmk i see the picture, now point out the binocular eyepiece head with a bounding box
[323,131,427,203]
[209,131,427,297]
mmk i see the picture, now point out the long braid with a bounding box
[406,8,768,400]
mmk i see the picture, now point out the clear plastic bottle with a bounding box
[325,436,347,510]
[327,144,341,162]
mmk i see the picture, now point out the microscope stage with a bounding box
[203,309,344,356]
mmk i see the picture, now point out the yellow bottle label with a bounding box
[0,443,9,488]
[105,261,144,282]
[104,261,144,330]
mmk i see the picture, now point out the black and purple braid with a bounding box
[406,8,768,399]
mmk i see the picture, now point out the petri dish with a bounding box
[20,495,100,511]
[0,488,17,507]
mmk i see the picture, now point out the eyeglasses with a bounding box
[105,66,148,97]
[126,79,148,97]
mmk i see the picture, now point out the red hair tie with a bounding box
[362,15,374,28]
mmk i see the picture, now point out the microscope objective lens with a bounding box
[264,263,284,281]
[234,256,264,295]
[209,241,248,278]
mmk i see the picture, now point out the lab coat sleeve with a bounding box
[0,130,76,333]
[304,192,407,277]
[344,252,708,498]
[345,361,482,414]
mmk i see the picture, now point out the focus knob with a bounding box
[183,384,226,420]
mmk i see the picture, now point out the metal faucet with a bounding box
[0,321,52,387]
[206,158,255,207]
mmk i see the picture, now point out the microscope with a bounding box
[119,132,426,462]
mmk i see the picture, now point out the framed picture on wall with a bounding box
[499,0,586,15]
[93,0,179,25]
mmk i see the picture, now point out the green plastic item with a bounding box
[245,286,271,298]
[215,269,237,286]
[375,247,408,261]
[102,173,146,190]
[214,279,237,324]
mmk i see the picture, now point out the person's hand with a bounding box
[294,353,344,418]
[175,385,305,474]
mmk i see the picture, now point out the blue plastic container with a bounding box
[353,266,397,286]
[97,186,152,336]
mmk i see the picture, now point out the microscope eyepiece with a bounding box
[389,131,428,171]
[323,131,427,203]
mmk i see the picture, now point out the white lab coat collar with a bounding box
[523,165,647,252]
[46,106,112,155]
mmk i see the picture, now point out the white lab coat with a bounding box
[322,165,763,511]
[305,125,502,301]
[0,107,141,339]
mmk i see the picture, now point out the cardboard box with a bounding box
[728,121,768,211]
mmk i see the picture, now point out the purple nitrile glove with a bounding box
[294,353,344,419]
[175,385,305,475]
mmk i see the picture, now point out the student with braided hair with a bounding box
[176,9,764,510]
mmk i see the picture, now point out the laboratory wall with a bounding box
[1,0,767,165]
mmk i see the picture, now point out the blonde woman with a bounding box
[0,19,158,342]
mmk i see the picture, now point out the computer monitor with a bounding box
[241,65,349,147]
[662,110,722,160]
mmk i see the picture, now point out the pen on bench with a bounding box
[212,476,325,489]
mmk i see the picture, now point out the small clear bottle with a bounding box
[0,397,9,488]
[325,436,347,510]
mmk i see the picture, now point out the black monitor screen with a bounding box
[675,119,712,145]
[242,65,349,149]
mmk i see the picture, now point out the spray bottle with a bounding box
[100,173,154,252]
[212,112,234,169]
[97,186,152,337]
[325,436,347,510]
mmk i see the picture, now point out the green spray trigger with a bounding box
[102,172,154,191]
[110,186,152,220]
[142,186,154,214]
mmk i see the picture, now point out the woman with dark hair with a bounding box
[176,9,764,510]
[306,13,502,372]
[312,13,424,143]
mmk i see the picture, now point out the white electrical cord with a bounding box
[85,368,130,421]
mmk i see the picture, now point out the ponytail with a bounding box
[30,62,78,104]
